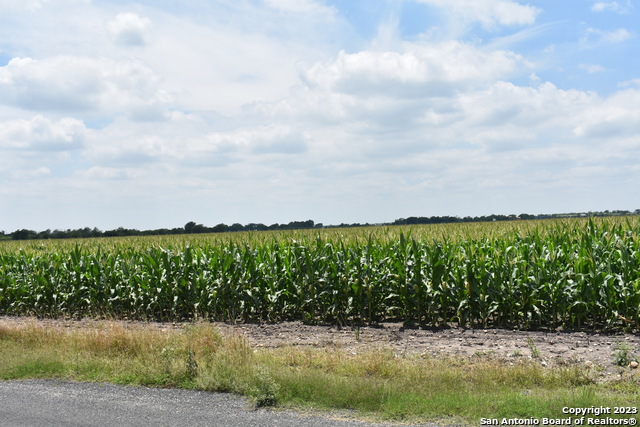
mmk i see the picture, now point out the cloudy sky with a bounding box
[1,0,639,231]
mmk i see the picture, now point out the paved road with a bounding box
[0,380,447,427]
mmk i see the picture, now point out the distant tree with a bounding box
[12,229,37,240]
[246,223,268,231]
[212,223,229,233]
[104,227,131,237]
[229,223,245,232]
[37,229,52,239]
[183,221,206,233]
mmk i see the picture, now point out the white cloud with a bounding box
[76,166,142,180]
[132,8,338,116]
[78,114,308,176]
[301,42,524,98]
[1,0,346,116]
[619,78,640,88]
[0,115,86,150]
[107,13,153,47]
[579,63,606,73]
[11,166,51,179]
[263,0,336,17]
[416,0,541,30]
[583,28,633,44]
[591,1,632,14]
[254,61,637,200]
[0,56,172,120]
[0,0,90,13]
[0,0,48,12]
[456,81,597,142]
[0,57,102,112]
[211,125,309,155]
[573,89,640,138]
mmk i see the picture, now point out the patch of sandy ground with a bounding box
[1,316,639,382]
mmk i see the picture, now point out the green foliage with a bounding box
[185,348,198,380]
[248,367,280,408]
[612,341,635,367]
[1,217,640,331]
[527,337,541,359]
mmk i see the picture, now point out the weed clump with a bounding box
[612,341,636,367]
[248,368,280,408]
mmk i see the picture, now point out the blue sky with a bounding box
[1,0,639,231]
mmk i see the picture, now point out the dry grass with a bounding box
[0,319,638,425]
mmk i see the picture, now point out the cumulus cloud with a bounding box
[573,89,640,138]
[416,0,541,30]
[256,54,634,185]
[454,82,598,149]
[82,117,308,172]
[0,57,102,111]
[206,125,309,155]
[301,42,524,98]
[107,13,153,46]
[0,56,172,120]
[0,115,86,150]
[252,40,532,145]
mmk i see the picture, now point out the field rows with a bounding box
[1,218,639,330]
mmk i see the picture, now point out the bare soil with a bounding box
[214,322,640,381]
[2,316,639,381]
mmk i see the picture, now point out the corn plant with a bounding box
[1,217,639,331]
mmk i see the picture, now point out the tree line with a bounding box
[2,210,639,241]
[1,219,321,241]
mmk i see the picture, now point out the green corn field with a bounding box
[1,217,639,331]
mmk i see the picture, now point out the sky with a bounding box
[1,0,639,232]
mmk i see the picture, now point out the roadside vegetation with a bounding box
[0,320,638,425]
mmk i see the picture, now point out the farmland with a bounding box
[1,217,639,331]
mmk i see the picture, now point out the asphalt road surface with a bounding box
[0,380,449,427]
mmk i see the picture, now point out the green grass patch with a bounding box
[0,320,638,425]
